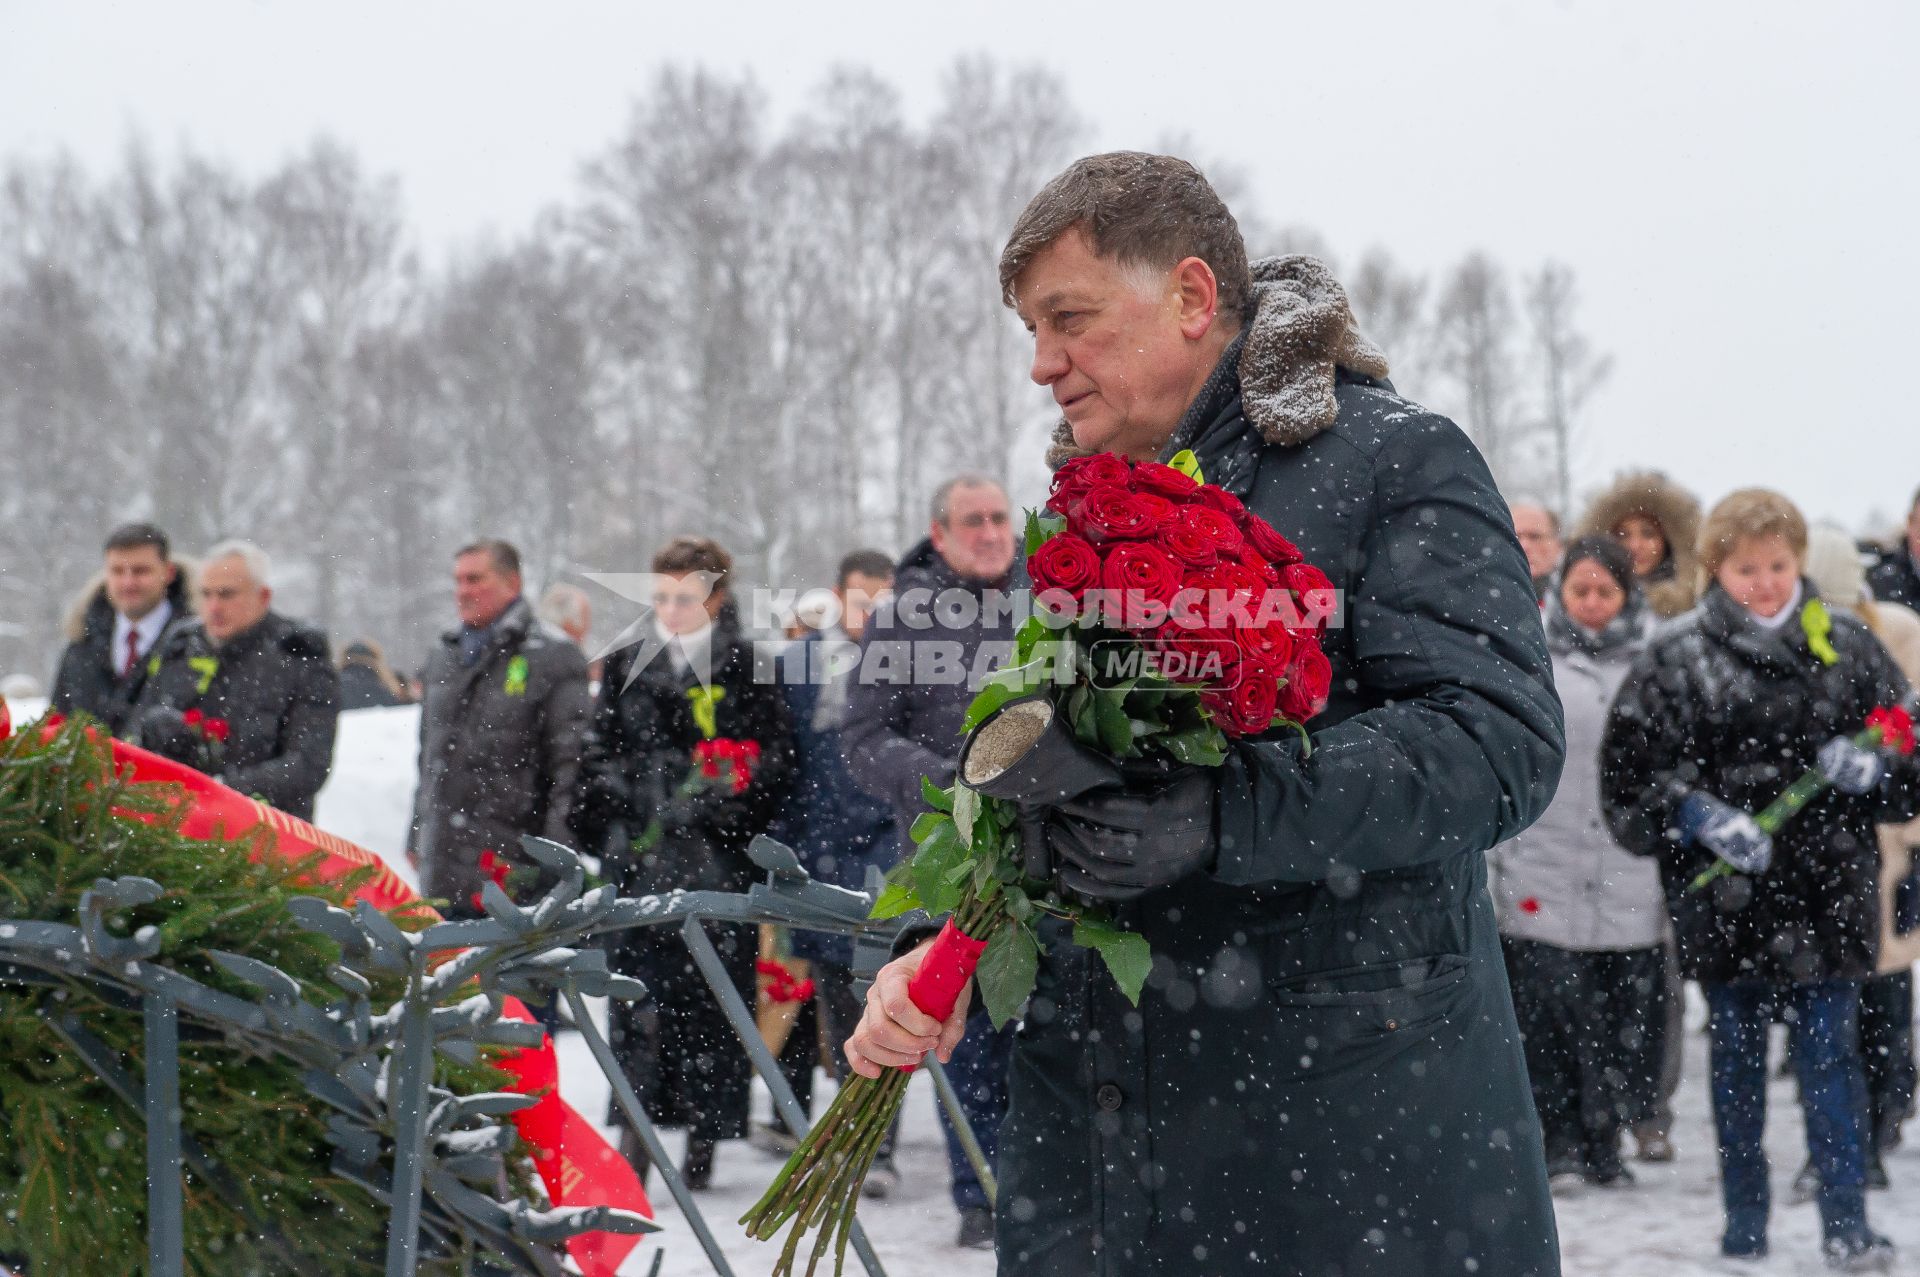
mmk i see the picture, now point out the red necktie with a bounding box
[124,629,141,678]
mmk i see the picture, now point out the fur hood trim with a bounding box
[1574,470,1704,618]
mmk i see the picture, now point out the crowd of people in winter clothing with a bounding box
[33,463,1920,1270]
[1500,474,1920,1269]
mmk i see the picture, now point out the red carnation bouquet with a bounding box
[632,737,762,856]
[742,451,1334,1274]
[180,707,230,773]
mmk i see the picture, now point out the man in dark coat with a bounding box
[848,153,1566,1276]
[1867,486,1920,612]
[51,523,193,734]
[408,540,590,913]
[845,478,1019,1247]
[131,541,338,820]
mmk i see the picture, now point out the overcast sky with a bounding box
[3,1,1913,533]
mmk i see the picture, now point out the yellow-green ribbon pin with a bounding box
[504,655,529,696]
[188,656,219,694]
[1168,449,1206,485]
[1801,599,1839,666]
[687,685,726,739]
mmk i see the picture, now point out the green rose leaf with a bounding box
[909,810,950,846]
[976,920,1040,1028]
[868,881,923,921]
[1073,917,1153,1005]
[919,775,954,813]
[1159,723,1229,768]
[951,784,982,848]
[911,821,971,916]
[1093,687,1135,757]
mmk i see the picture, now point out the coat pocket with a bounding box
[1265,954,1475,1080]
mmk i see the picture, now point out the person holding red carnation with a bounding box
[847,153,1566,1276]
[1602,491,1920,1268]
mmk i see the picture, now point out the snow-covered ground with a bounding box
[7,694,1917,1274]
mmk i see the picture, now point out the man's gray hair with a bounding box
[931,473,1005,527]
[999,152,1252,319]
[203,539,272,588]
[537,582,591,634]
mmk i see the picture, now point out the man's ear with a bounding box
[928,520,949,556]
[1172,256,1221,341]
[163,562,178,588]
[260,586,274,611]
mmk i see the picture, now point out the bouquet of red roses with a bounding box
[741,451,1334,1275]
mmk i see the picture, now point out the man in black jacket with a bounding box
[132,541,339,820]
[845,477,1017,1248]
[847,153,1566,1276]
[1867,486,1920,611]
[408,540,590,915]
[51,523,193,733]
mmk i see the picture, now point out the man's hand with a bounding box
[1679,792,1774,874]
[1045,768,1217,901]
[1817,736,1884,795]
[844,938,971,1080]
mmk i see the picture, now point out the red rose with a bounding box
[1099,542,1184,626]
[1160,520,1221,568]
[183,708,204,729]
[1156,624,1242,690]
[1047,454,1133,516]
[1242,514,1305,567]
[1130,491,1178,529]
[1027,532,1102,599]
[1230,544,1283,586]
[1131,461,1200,500]
[1183,562,1265,630]
[1280,563,1339,635]
[1278,642,1332,722]
[1236,621,1296,675]
[204,717,230,743]
[1519,897,1542,915]
[1075,485,1161,541]
[1174,504,1244,556]
[1218,665,1281,737]
[1193,484,1248,523]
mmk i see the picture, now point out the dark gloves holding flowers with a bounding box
[959,696,1217,901]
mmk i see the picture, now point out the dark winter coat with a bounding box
[770,628,899,966]
[338,663,404,711]
[576,610,793,1138]
[1600,582,1920,985]
[1574,471,1703,619]
[50,572,194,734]
[1003,256,1566,1277]
[408,599,591,910]
[130,612,339,820]
[577,610,794,895]
[1869,544,1920,613]
[843,539,1017,845]
[1488,589,1667,951]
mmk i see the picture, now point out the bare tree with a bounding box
[1524,262,1612,520]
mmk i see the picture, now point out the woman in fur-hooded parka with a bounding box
[1576,470,1703,619]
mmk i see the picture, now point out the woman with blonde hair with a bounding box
[1603,490,1920,1269]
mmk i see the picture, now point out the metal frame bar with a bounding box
[0,835,992,1277]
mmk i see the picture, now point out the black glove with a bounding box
[958,695,1120,882]
[1044,767,1218,902]
[131,706,195,764]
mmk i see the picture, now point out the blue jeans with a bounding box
[937,1010,1013,1212]
[1705,980,1871,1249]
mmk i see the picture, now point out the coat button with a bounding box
[1095,1083,1124,1112]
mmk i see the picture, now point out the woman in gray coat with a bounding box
[1490,536,1668,1186]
